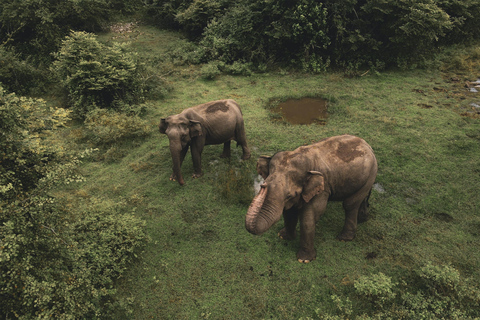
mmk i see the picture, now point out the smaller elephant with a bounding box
[245,135,377,263]
[159,99,251,185]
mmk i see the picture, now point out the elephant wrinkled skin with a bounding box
[159,99,251,185]
[245,135,378,263]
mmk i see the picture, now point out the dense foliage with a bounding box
[324,264,480,319]
[0,87,147,318]
[0,0,143,61]
[147,0,480,70]
[0,46,47,95]
[53,31,145,118]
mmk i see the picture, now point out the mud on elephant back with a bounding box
[159,99,251,186]
[245,135,378,263]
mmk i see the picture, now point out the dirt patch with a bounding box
[271,97,328,125]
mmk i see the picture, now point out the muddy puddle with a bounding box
[272,97,328,125]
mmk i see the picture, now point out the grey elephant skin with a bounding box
[245,135,378,263]
[159,99,251,185]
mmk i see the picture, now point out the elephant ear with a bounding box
[189,120,203,138]
[302,171,325,203]
[257,156,272,179]
[159,118,168,134]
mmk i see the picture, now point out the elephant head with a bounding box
[159,114,203,185]
[245,153,325,235]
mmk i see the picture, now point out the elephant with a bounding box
[245,135,377,263]
[159,99,251,185]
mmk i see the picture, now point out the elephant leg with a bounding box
[278,208,298,240]
[170,146,189,182]
[357,188,372,223]
[191,141,204,178]
[236,121,251,160]
[220,140,231,158]
[338,187,371,241]
[297,198,327,263]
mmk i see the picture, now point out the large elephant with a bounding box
[159,99,251,185]
[245,135,377,263]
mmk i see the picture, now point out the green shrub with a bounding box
[0,46,47,95]
[0,86,71,199]
[83,109,153,145]
[1,192,147,319]
[324,264,480,319]
[399,263,480,319]
[53,31,144,118]
[0,86,148,318]
[354,272,396,305]
[200,61,222,80]
[0,0,112,61]
[142,0,191,28]
[175,0,230,39]
[164,0,480,71]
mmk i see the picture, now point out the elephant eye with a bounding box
[286,192,297,199]
[287,192,298,199]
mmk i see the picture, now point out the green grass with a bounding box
[65,26,480,318]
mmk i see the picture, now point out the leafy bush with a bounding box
[175,0,230,39]
[0,86,71,199]
[322,264,480,319]
[354,272,396,304]
[1,191,147,319]
[83,109,153,145]
[0,86,148,318]
[53,31,144,118]
[159,0,480,71]
[0,0,113,61]
[0,46,47,95]
[142,0,192,28]
[200,61,222,80]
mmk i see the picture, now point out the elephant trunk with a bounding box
[245,184,282,235]
[170,144,185,185]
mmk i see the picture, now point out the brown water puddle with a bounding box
[272,97,328,125]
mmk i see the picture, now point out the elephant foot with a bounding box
[278,228,296,240]
[241,152,251,160]
[337,231,356,242]
[192,173,203,179]
[169,174,185,186]
[296,248,316,264]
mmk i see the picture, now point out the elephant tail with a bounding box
[357,188,371,223]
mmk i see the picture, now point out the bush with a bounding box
[323,264,480,319]
[1,192,147,319]
[0,0,112,61]
[53,31,144,118]
[175,0,230,39]
[161,0,480,71]
[0,46,47,95]
[0,86,148,318]
[354,272,396,305]
[200,61,222,80]
[83,109,153,145]
[0,86,71,199]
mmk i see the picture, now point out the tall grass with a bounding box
[69,27,480,318]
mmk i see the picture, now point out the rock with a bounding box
[470,103,480,109]
[373,183,385,194]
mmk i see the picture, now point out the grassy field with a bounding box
[69,26,480,318]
